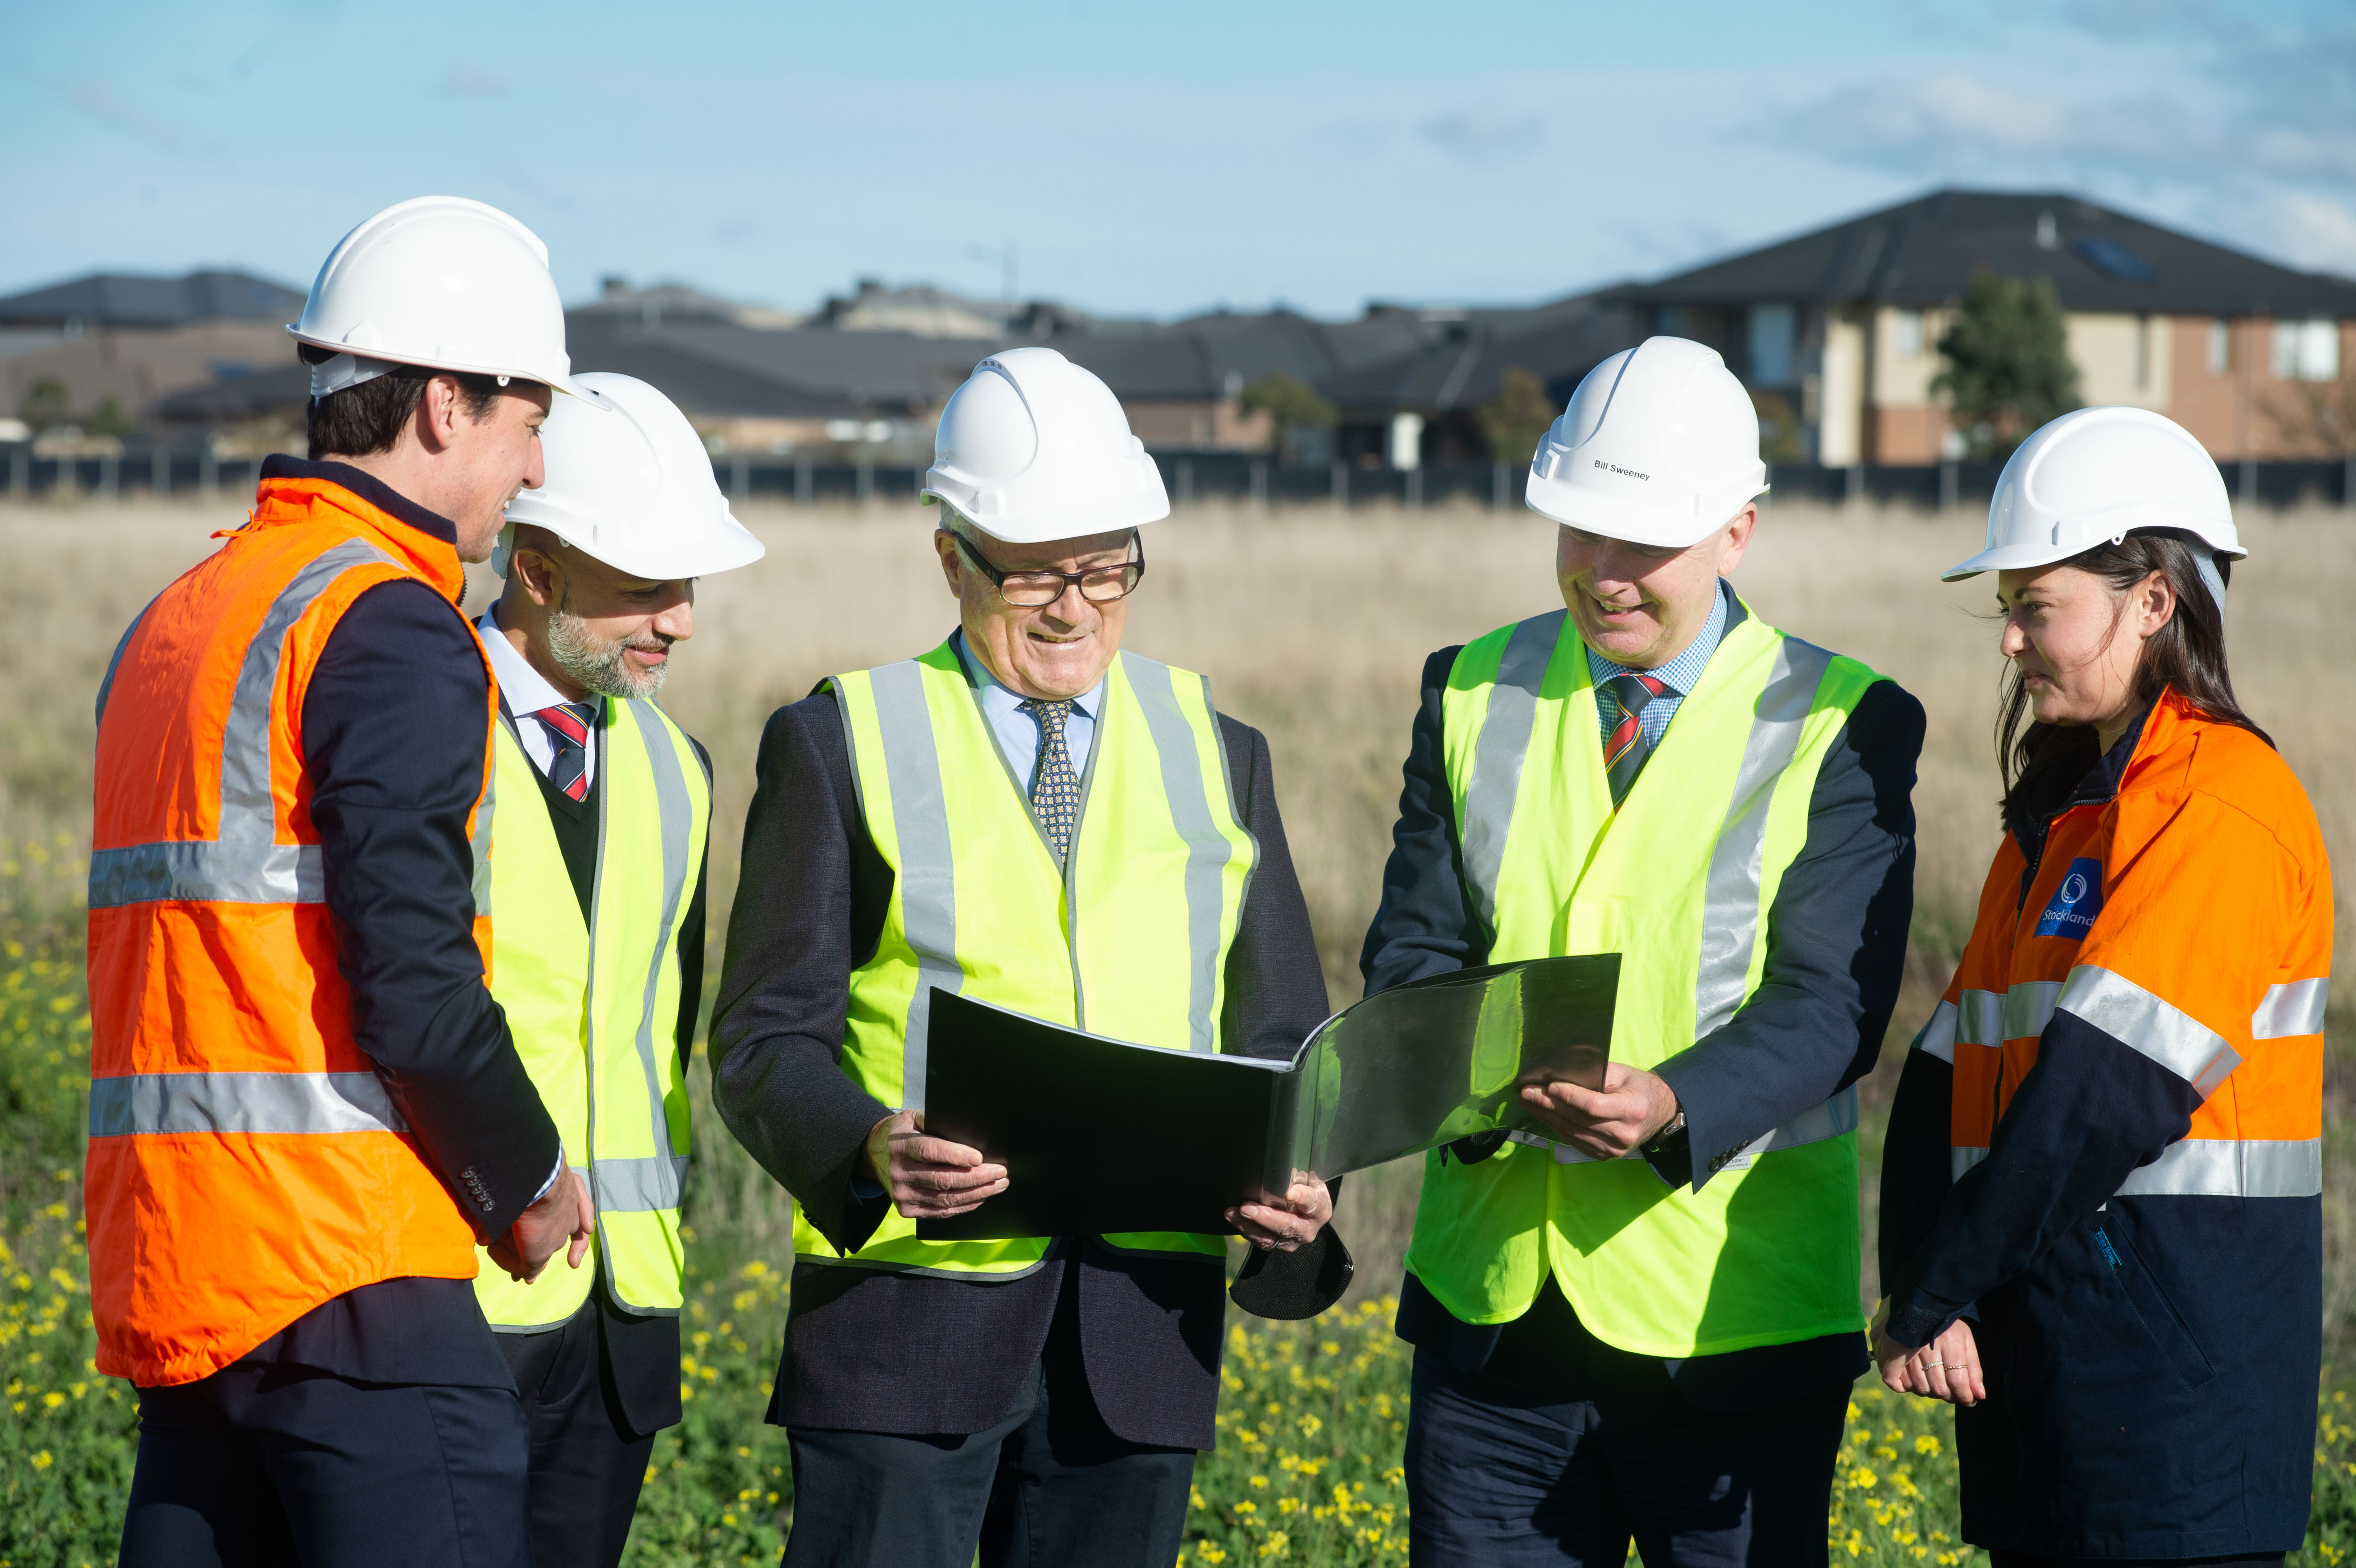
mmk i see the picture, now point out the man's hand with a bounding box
[1518,1062,1681,1161]
[488,1163,595,1284]
[864,1110,1007,1219]
[1872,1307,1985,1406]
[1227,1175,1333,1253]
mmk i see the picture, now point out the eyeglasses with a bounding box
[952,531,1145,607]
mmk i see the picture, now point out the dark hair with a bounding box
[299,345,506,460]
[1997,528,2269,829]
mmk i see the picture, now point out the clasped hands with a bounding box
[1871,1309,1985,1407]
[487,1159,596,1284]
[862,1109,1333,1252]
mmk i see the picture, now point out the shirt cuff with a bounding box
[528,1154,566,1209]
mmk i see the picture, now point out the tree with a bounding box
[1236,370,1336,464]
[86,395,133,439]
[2261,378,2356,457]
[1932,272,2081,459]
[20,378,69,433]
[1477,366,1556,466]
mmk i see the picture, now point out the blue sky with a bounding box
[6,0,2353,320]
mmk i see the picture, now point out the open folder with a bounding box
[916,953,1620,1241]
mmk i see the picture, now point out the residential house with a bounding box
[1609,189,2356,465]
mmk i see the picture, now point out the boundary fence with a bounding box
[8,445,2356,512]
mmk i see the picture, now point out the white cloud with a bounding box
[1418,108,1545,164]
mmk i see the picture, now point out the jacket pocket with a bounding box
[2093,1217,2216,1389]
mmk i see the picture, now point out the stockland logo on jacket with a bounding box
[2035,858,2105,939]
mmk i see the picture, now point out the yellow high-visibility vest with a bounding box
[1407,600,1885,1356]
[474,697,707,1328]
[800,637,1257,1277]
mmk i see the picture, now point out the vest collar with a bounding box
[249,455,468,604]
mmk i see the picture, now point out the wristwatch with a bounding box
[1641,1108,1687,1155]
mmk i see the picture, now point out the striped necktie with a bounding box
[1019,698,1081,866]
[1602,673,1669,807]
[531,701,597,802]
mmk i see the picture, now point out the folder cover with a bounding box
[917,952,1618,1241]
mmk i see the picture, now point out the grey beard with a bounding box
[545,607,667,700]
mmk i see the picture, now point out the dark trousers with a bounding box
[118,1361,530,1568]
[780,1266,1195,1568]
[498,1298,660,1568]
[1404,1348,1850,1567]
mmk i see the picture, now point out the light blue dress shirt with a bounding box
[1586,577,1732,749]
[956,632,1102,792]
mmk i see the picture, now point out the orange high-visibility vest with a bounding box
[1925,688,2328,1197]
[85,473,495,1388]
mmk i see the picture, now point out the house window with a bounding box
[2274,318,2341,381]
[1748,304,1796,385]
[1895,310,1923,357]
[2207,318,2230,376]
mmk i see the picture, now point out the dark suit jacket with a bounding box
[711,671,1331,1450]
[1364,606,1924,1413]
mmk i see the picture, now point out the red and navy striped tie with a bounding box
[1603,673,1668,806]
[531,701,597,801]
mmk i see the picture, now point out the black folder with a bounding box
[917,952,1619,1241]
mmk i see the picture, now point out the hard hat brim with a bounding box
[499,502,766,581]
[285,326,611,406]
[1525,468,1767,550]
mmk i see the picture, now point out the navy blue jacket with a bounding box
[1879,706,2320,1558]
[710,682,1335,1449]
[234,457,561,1390]
[1365,601,1922,1414]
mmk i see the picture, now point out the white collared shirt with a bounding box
[955,632,1102,793]
[477,604,596,790]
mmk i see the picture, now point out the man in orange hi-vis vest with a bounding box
[90,197,606,1568]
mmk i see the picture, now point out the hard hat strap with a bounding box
[2192,550,2227,621]
[309,353,398,398]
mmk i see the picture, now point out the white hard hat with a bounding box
[1943,406,2242,585]
[921,347,1169,545]
[497,372,764,580]
[1524,336,1769,548]
[288,195,601,402]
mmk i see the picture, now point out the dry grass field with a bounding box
[5,492,2351,1321]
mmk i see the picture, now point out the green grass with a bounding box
[2,852,2351,1567]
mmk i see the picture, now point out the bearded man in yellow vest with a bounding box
[712,348,1340,1568]
[471,372,763,1568]
[1363,337,1925,1567]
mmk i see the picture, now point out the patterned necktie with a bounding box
[1018,698,1082,865]
[531,701,598,802]
[1602,673,1669,807]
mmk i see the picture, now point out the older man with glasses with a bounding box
[712,348,1339,1568]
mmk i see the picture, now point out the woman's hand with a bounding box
[1873,1307,1985,1406]
[1227,1175,1332,1252]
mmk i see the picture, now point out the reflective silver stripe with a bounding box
[2058,964,2241,1099]
[470,758,494,919]
[88,840,324,908]
[88,1070,404,1137]
[620,703,693,1208]
[859,663,963,1112]
[1124,655,1241,1054]
[2252,978,2328,1040]
[1694,638,1835,1036]
[1952,1144,1990,1180]
[1956,989,2004,1047]
[87,538,402,909]
[1911,1000,1959,1063]
[2113,1137,2322,1198]
[2003,980,2061,1042]
[1739,1083,1858,1156]
[1531,1085,1856,1165]
[1458,611,1565,934]
[593,1153,691,1213]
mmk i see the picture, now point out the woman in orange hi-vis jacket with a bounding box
[1874,406,2330,1567]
